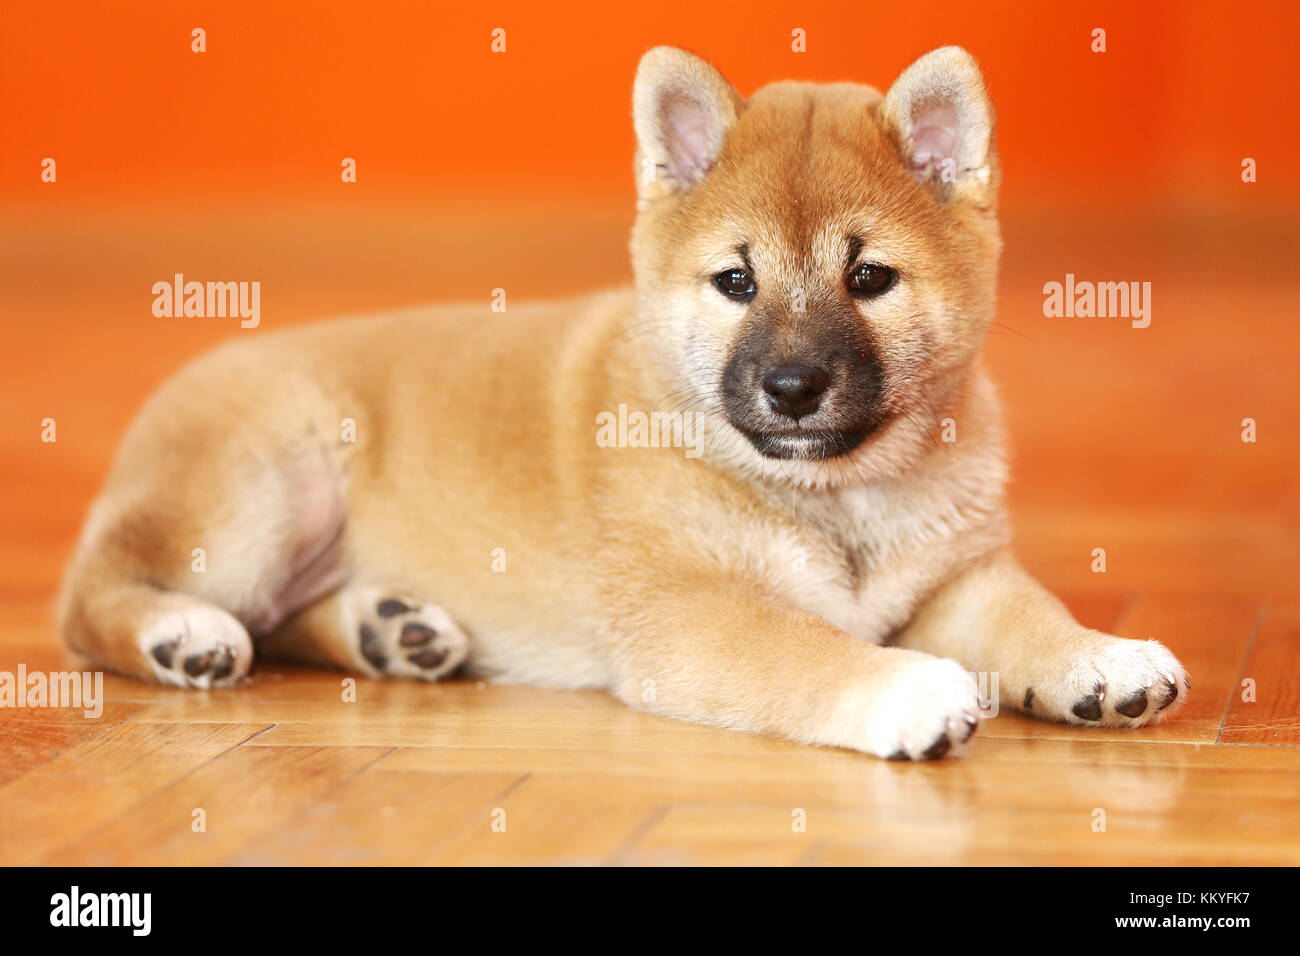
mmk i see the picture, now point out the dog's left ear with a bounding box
[879,46,997,205]
[633,46,744,201]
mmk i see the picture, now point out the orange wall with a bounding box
[2,0,1297,211]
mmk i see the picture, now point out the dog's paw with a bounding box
[141,606,253,688]
[1022,636,1188,727]
[354,595,468,681]
[831,656,981,760]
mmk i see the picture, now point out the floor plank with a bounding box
[232,770,524,865]
[430,773,662,866]
[625,737,1300,866]
[0,703,144,785]
[1220,606,1300,745]
[41,744,391,865]
[0,722,266,865]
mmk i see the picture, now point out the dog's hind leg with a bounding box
[61,577,256,688]
[58,499,267,687]
[59,427,352,687]
[260,585,469,681]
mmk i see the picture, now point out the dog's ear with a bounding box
[879,46,997,205]
[633,46,744,201]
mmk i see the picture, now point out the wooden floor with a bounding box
[2,200,1298,865]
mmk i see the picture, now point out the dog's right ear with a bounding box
[633,46,743,201]
[879,46,997,207]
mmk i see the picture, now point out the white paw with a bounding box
[832,656,981,760]
[1025,636,1188,727]
[353,592,468,681]
[140,606,253,688]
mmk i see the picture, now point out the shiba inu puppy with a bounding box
[59,45,1188,759]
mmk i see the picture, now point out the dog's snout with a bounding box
[761,364,830,419]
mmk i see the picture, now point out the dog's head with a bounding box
[630,46,1001,485]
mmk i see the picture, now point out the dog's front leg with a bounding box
[609,575,980,760]
[895,550,1188,726]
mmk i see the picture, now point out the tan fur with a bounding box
[59,46,1187,758]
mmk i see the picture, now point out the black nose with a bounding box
[762,364,831,420]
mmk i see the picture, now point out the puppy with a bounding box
[59,46,1188,759]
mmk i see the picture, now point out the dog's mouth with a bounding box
[731,419,885,460]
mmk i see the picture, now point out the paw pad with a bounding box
[182,645,236,680]
[1071,683,1105,722]
[1038,640,1188,726]
[399,622,436,647]
[155,638,238,683]
[1155,676,1180,712]
[353,594,467,681]
[1114,688,1148,718]
[141,607,251,689]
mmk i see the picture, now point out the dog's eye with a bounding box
[847,263,897,298]
[713,268,756,301]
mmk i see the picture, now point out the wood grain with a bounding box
[0,722,266,865]
[1220,606,1300,745]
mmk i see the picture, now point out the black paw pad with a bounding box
[886,748,910,761]
[399,622,436,647]
[407,647,448,670]
[151,637,180,669]
[1115,689,1148,718]
[1023,687,1035,711]
[1072,687,1104,722]
[1155,677,1179,712]
[359,623,387,669]
[376,599,414,618]
[182,645,233,679]
[921,735,952,760]
[211,645,236,680]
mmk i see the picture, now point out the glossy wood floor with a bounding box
[2,199,1298,865]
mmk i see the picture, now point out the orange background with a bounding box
[2,0,1299,210]
[1,0,1298,611]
